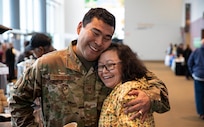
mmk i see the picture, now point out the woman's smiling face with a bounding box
[98,50,122,88]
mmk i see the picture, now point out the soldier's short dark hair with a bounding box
[82,7,116,29]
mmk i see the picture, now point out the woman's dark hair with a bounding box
[82,8,116,30]
[103,43,148,83]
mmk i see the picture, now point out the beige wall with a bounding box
[124,0,183,61]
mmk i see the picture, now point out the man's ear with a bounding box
[38,46,44,52]
[77,22,83,35]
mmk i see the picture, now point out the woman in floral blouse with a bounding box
[97,43,170,127]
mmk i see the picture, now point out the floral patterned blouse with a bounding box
[99,78,155,127]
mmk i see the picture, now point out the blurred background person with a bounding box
[165,43,173,67]
[183,44,192,80]
[166,43,173,55]
[0,25,13,64]
[0,42,3,62]
[188,39,204,120]
[5,42,16,82]
[17,40,33,63]
[25,32,56,59]
[17,33,56,79]
[0,25,12,95]
[176,43,184,58]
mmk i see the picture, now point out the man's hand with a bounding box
[123,89,151,122]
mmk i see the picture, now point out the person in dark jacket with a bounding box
[188,39,204,120]
[5,43,16,81]
[176,43,184,57]
[183,44,192,79]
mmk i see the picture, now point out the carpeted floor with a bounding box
[144,61,204,127]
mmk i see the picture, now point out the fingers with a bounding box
[127,89,139,95]
[124,90,151,114]
[123,90,151,122]
[138,110,143,116]
[141,113,147,123]
[129,110,146,122]
[124,101,141,114]
[123,90,139,108]
[129,110,142,120]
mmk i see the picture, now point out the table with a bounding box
[175,62,185,75]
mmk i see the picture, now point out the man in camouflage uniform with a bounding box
[9,8,170,127]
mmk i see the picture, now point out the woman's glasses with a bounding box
[97,62,121,72]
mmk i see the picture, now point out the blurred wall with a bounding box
[124,0,183,61]
[124,0,204,61]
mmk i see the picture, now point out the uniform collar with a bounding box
[66,40,97,74]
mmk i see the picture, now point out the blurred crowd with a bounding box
[0,42,20,81]
[165,42,192,80]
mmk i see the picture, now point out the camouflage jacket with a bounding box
[9,40,111,127]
